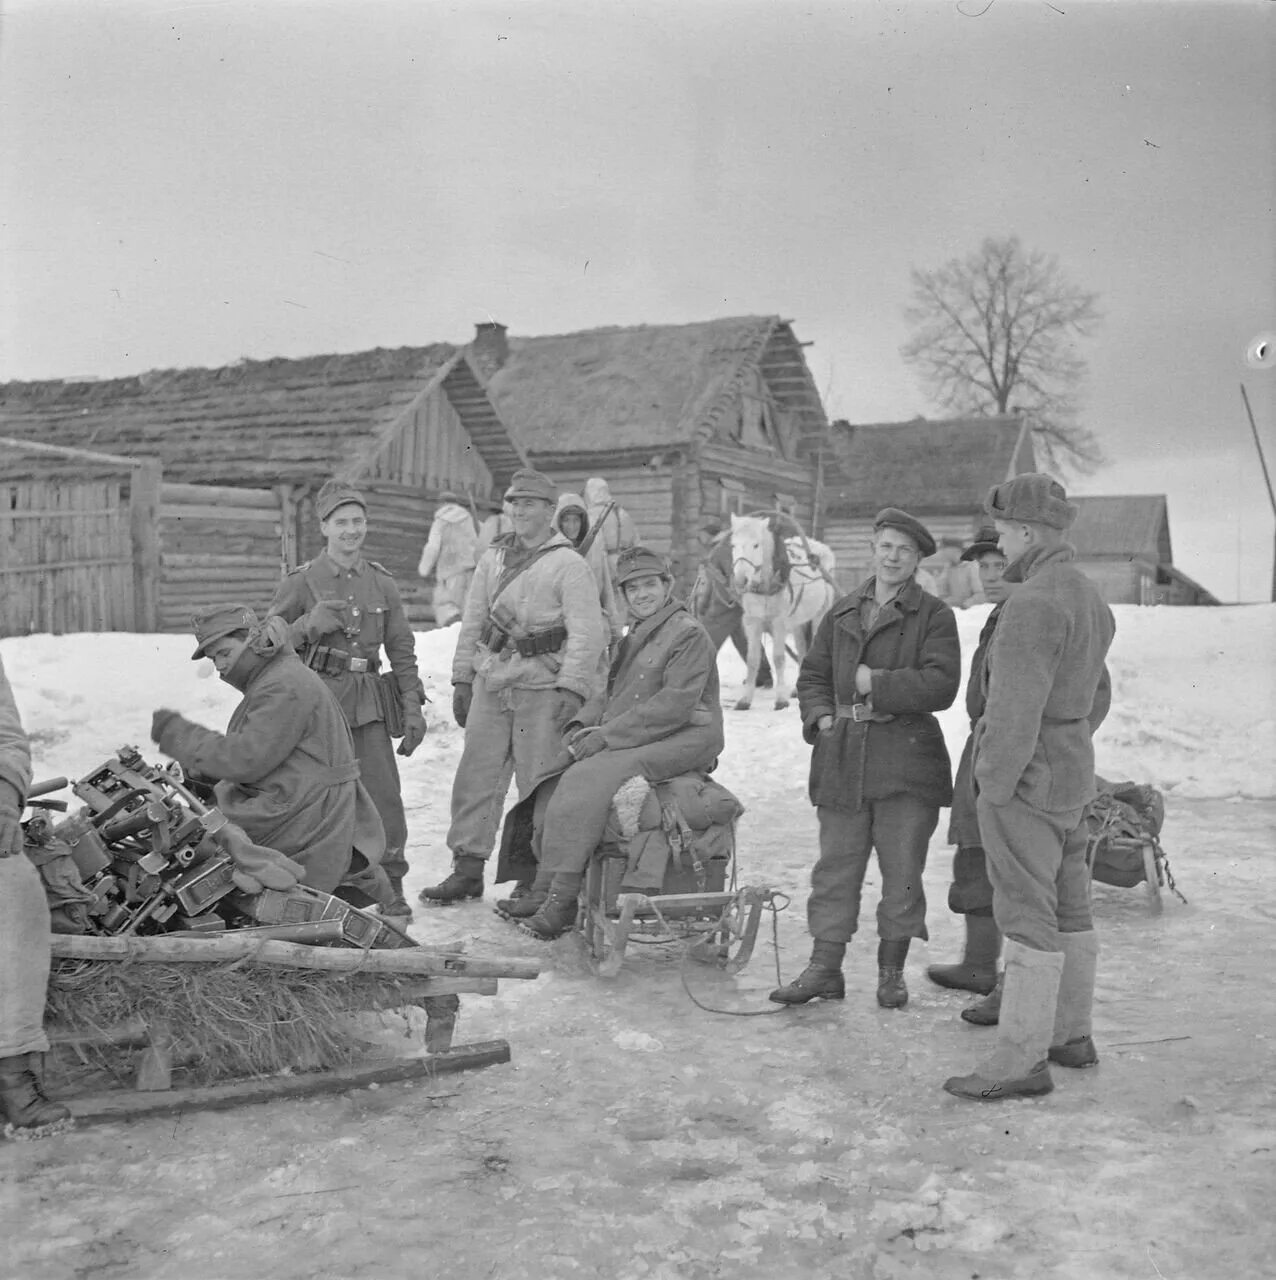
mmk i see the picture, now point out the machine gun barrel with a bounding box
[28,776,68,799]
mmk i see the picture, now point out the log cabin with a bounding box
[0,346,524,628]
[477,317,830,588]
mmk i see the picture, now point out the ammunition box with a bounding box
[172,856,237,915]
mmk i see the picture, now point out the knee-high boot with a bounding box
[1048,930,1100,1068]
[926,913,1001,994]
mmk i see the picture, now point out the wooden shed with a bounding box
[1070,495,1218,605]
[820,415,1035,594]
[478,316,829,586]
[0,346,524,629]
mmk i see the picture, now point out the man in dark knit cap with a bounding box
[772,507,960,1011]
[944,474,1114,1102]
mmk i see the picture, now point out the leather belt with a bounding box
[835,703,896,724]
[305,645,380,676]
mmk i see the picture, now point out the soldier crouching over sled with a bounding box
[151,604,388,901]
[499,546,725,940]
[419,468,606,906]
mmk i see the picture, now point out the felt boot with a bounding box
[0,1053,71,1130]
[519,887,579,941]
[418,855,485,906]
[380,876,413,923]
[944,941,1063,1101]
[876,939,910,1009]
[495,866,553,921]
[961,973,1003,1026]
[1048,930,1100,1068]
[926,914,1001,994]
[769,939,846,1004]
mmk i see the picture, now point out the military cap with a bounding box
[873,507,937,559]
[984,473,1078,530]
[960,526,1004,562]
[190,603,258,660]
[503,468,557,503]
[316,478,367,522]
[615,546,671,588]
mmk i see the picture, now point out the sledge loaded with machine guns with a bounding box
[22,745,413,950]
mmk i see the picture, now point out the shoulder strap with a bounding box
[490,541,570,609]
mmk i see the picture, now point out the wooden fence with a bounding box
[0,446,160,637]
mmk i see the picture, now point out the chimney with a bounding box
[471,321,509,382]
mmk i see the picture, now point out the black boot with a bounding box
[769,939,846,1004]
[496,868,553,921]
[926,913,1001,994]
[519,887,579,941]
[877,939,910,1009]
[961,973,1003,1025]
[0,1053,71,1130]
[418,855,485,906]
[381,875,414,923]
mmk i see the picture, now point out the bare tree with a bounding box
[901,236,1103,473]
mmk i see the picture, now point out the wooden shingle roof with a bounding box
[485,316,828,461]
[1070,494,1172,562]
[0,345,524,487]
[824,416,1033,516]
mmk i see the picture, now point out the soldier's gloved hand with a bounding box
[0,779,23,858]
[305,598,347,641]
[567,727,607,760]
[151,708,181,745]
[452,682,473,728]
[551,688,585,731]
[398,696,427,757]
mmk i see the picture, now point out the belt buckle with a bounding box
[348,656,369,674]
[851,702,872,722]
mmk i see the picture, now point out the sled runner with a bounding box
[1087,776,1185,914]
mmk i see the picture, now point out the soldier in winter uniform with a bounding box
[944,474,1114,1102]
[771,508,960,1010]
[583,476,640,577]
[268,480,427,922]
[0,653,71,1131]
[152,604,387,897]
[417,491,479,627]
[926,528,1010,999]
[553,492,625,648]
[419,468,606,906]
[502,546,725,940]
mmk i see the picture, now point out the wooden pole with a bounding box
[1239,384,1276,602]
[129,459,162,631]
[0,436,147,468]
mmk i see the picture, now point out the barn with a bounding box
[478,317,830,586]
[1070,494,1218,605]
[0,346,524,630]
[820,415,1035,594]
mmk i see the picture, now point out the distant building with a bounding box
[1070,495,1218,606]
[819,415,1035,595]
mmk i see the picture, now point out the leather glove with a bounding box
[452,682,473,729]
[151,708,181,745]
[305,598,348,641]
[567,726,607,760]
[398,697,427,757]
[552,688,586,732]
[215,823,306,894]
[0,779,23,858]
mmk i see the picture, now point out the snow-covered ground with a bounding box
[2,604,1273,1280]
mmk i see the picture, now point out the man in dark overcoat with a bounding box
[944,474,1114,1101]
[772,508,960,1010]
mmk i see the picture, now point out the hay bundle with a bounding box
[46,958,430,1087]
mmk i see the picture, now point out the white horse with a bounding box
[729,512,837,711]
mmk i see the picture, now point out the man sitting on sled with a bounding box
[498,546,725,940]
[150,604,388,902]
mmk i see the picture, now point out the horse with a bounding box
[688,534,775,688]
[728,512,837,711]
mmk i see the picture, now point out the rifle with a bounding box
[577,501,616,558]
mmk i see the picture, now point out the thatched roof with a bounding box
[824,416,1033,516]
[0,346,523,487]
[1070,495,1172,562]
[484,316,828,462]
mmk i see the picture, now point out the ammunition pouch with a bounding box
[304,644,381,678]
[514,625,567,658]
[478,618,511,653]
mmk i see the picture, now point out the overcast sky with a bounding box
[2,0,1273,598]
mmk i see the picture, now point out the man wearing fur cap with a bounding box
[152,604,388,900]
[503,546,724,941]
[417,491,479,627]
[944,474,1114,1102]
[268,480,427,922]
[420,468,606,906]
[773,507,960,1011]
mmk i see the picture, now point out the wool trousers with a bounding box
[350,721,407,882]
[0,855,52,1058]
[977,793,1093,952]
[807,794,938,945]
[947,844,995,916]
[448,682,567,861]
